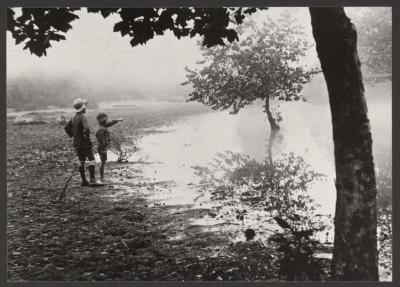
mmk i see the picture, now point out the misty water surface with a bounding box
[102,97,391,218]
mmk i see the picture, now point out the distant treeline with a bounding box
[7,76,102,111]
[7,75,188,111]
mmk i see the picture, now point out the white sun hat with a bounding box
[72,98,87,112]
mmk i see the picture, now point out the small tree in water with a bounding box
[183,11,317,163]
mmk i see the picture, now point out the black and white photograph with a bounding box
[6,6,392,282]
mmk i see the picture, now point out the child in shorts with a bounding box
[95,112,123,182]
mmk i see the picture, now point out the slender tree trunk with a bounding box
[309,8,378,281]
[265,96,279,164]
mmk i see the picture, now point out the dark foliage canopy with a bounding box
[7,8,80,56]
[7,7,263,57]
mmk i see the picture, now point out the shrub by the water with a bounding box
[193,152,332,280]
[269,216,329,281]
[109,128,137,163]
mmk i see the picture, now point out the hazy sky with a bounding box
[6,7,362,99]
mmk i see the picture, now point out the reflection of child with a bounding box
[95,112,123,182]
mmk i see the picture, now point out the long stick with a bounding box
[57,164,77,202]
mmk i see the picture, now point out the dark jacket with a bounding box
[96,120,119,152]
[65,112,92,149]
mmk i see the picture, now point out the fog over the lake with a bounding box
[7,7,344,101]
[7,8,373,102]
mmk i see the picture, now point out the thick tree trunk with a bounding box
[309,8,378,281]
[265,96,279,164]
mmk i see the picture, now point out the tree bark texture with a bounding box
[309,7,378,281]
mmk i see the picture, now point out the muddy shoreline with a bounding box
[7,103,295,281]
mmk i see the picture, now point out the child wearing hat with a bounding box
[95,112,123,182]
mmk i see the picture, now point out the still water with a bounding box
[102,99,391,218]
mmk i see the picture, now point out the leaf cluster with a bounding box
[7,8,80,56]
[183,12,317,114]
[355,8,392,81]
[194,152,325,223]
[193,151,331,280]
[8,7,262,57]
[268,216,328,281]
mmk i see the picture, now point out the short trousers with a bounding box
[76,147,95,165]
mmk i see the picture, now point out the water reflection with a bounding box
[96,98,391,279]
[116,100,390,215]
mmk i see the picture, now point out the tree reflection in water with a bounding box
[193,151,333,280]
[193,152,330,229]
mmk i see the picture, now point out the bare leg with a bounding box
[100,161,105,181]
